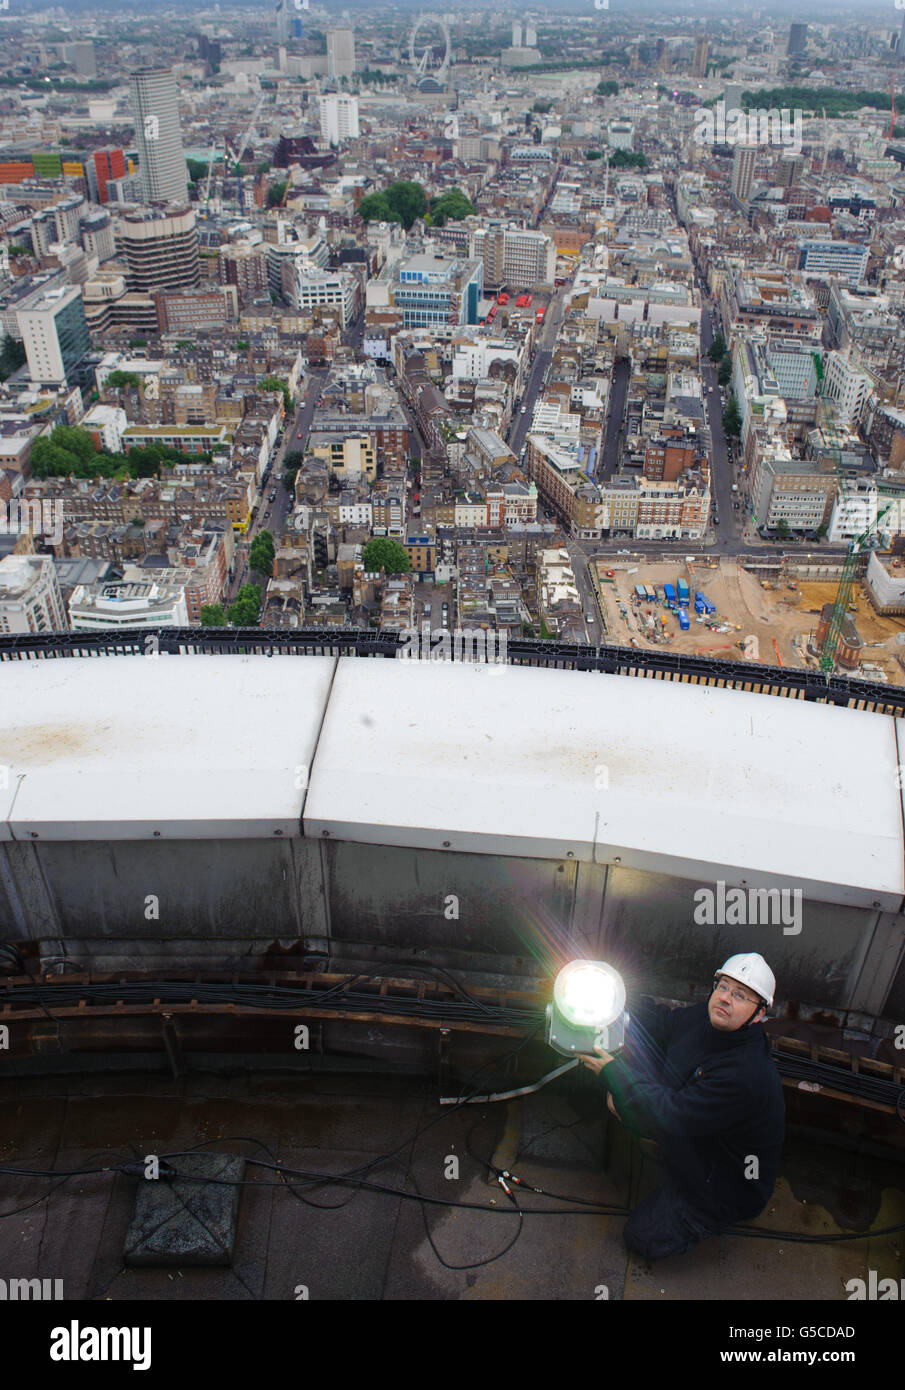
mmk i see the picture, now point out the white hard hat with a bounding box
[715,954,775,1008]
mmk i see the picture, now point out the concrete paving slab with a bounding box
[124,1152,245,1268]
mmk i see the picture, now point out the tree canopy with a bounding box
[228,583,261,627]
[429,189,476,227]
[358,180,428,230]
[362,537,411,575]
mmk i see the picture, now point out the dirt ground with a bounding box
[591,559,905,679]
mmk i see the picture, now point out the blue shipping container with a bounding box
[678,609,690,630]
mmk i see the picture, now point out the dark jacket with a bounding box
[600,998,785,1222]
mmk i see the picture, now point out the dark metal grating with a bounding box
[1,627,904,715]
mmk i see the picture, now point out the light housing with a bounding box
[545,959,628,1058]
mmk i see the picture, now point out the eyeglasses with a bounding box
[712,978,759,1007]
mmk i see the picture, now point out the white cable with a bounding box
[439,1058,581,1105]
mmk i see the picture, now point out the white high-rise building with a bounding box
[17,285,90,386]
[326,26,355,80]
[525,21,537,47]
[318,93,360,145]
[129,67,189,205]
[823,352,873,430]
[512,19,522,47]
[731,143,758,204]
[0,556,67,635]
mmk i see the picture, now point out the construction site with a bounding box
[589,556,905,681]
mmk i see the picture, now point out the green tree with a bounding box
[268,181,288,207]
[250,530,275,576]
[717,355,732,387]
[596,80,619,96]
[201,604,227,626]
[186,157,209,182]
[105,369,140,390]
[385,180,427,229]
[776,519,791,539]
[28,438,80,478]
[609,150,646,168]
[429,189,476,227]
[257,160,272,175]
[585,149,602,160]
[49,426,98,465]
[357,192,399,224]
[247,544,272,578]
[259,375,291,415]
[708,334,726,362]
[722,394,741,438]
[362,537,411,575]
[228,583,261,626]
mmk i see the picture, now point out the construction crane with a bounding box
[889,76,897,142]
[202,142,219,213]
[230,92,265,215]
[814,352,894,671]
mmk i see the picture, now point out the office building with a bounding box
[116,207,200,293]
[470,225,555,289]
[129,67,189,205]
[326,27,355,80]
[731,142,758,204]
[318,94,360,145]
[69,578,189,631]
[62,41,96,77]
[91,148,127,205]
[80,211,116,264]
[788,23,808,57]
[796,240,868,286]
[0,556,67,635]
[17,285,90,386]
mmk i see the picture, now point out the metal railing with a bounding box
[2,627,904,715]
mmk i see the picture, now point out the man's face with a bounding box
[708,975,764,1031]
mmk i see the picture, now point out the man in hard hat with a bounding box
[583,953,785,1262]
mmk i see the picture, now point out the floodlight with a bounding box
[546,959,628,1058]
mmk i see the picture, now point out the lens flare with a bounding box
[553,960,625,1029]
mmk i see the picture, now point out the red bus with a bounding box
[536,307,545,323]
[497,292,509,305]
[486,303,497,322]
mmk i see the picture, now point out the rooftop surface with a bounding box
[1,1063,901,1303]
[3,652,902,907]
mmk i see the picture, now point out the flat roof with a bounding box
[0,654,901,908]
[303,660,904,909]
[0,654,336,840]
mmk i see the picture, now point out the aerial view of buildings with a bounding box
[0,0,904,1328]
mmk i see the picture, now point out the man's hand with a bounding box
[580,1042,614,1076]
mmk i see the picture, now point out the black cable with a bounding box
[408,1163,525,1270]
[250,1027,546,1219]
